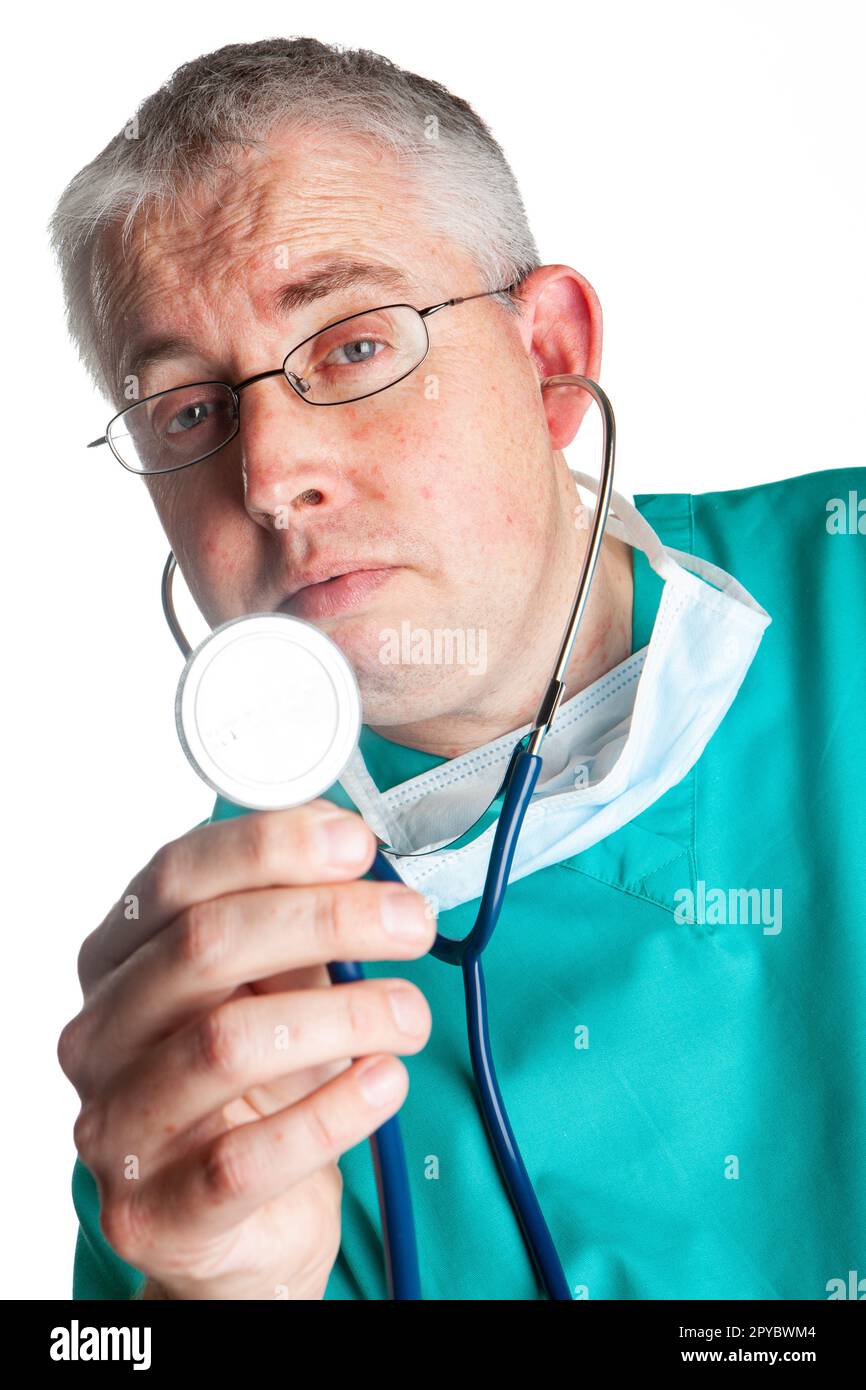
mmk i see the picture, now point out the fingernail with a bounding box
[382,889,432,941]
[320,815,371,866]
[388,987,428,1036]
[359,1058,402,1106]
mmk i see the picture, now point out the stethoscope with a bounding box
[160,374,615,1300]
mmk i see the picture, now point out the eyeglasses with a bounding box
[86,282,519,476]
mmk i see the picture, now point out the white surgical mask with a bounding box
[339,472,772,912]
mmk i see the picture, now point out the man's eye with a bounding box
[323,337,384,367]
[165,400,221,434]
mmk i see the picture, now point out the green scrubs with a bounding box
[70,466,866,1300]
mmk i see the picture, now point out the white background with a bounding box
[2,0,863,1298]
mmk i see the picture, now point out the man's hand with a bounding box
[58,802,435,1300]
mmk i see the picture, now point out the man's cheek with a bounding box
[180,529,249,625]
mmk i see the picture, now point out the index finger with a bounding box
[79,800,379,986]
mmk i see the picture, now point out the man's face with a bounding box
[104,128,568,728]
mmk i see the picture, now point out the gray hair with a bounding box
[48,36,541,402]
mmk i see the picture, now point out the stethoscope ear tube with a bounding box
[529,374,616,756]
[161,551,192,659]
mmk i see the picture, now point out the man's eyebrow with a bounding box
[271,258,415,316]
[121,260,416,388]
[125,334,202,385]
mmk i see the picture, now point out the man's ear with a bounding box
[514,266,603,449]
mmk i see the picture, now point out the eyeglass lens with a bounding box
[108,304,429,474]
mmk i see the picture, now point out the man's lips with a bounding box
[279,567,399,619]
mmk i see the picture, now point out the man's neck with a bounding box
[369,530,635,760]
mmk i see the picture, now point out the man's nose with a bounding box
[238,380,361,526]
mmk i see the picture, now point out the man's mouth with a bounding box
[279,567,399,620]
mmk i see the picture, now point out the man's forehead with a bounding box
[112,128,430,285]
[100,131,457,389]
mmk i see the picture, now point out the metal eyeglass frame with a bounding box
[86,281,521,474]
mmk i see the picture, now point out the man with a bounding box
[51,36,865,1301]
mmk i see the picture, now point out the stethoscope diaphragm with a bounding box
[174,611,362,810]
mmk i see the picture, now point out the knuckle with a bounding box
[302,1093,342,1157]
[175,901,231,979]
[330,883,379,955]
[57,1012,89,1080]
[146,841,185,910]
[101,1192,152,1266]
[76,934,96,989]
[311,887,343,955]
[202,1132,254,1204]
[298,804,369,869]
[244,813,284,878]
[72,1100,104,1160]
[342,985,378,1044]
[293,807,329,868]
[195,1002,250,1080]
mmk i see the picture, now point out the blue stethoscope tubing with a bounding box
[327,744,572,1300]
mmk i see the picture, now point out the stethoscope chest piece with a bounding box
[175,611,362,810]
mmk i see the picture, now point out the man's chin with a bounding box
[343,641,485,730]
[276,574,492,719]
